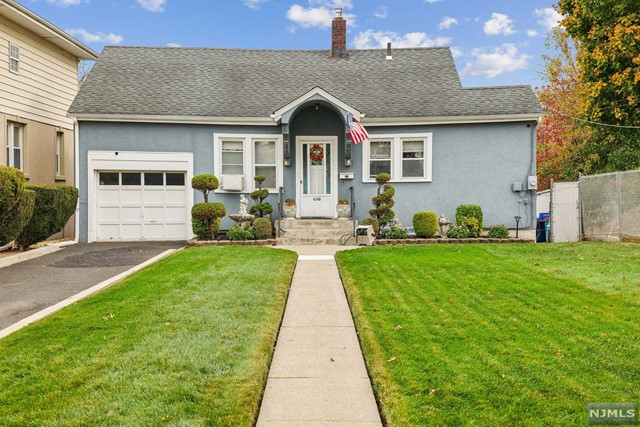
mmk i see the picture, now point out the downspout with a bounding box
[54,118,80,247]
[528,121,538,229]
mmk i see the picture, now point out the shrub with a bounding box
[192,174,219,203]
[362,217,380,235]
[488,224,510,239]
[369,173,395,227]
[16,185,78,250]
[191,202,226,240]
[338,198,349,205]
[384,225,408,239]
[284,198,296,206]
[253,217,272,240]
[227,224,255,241]
[0,166,25,215]
[460,216,482,238]
[250,176,273,218]
[413,211,438,238]
[455,204,483,235]
[0,189,36,246]
[447,225,471,239]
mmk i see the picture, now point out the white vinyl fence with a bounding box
[549,181,580,243]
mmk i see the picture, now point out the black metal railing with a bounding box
[278,186,284,220]
[350,186,356,236]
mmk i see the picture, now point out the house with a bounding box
[1,0,98,238]
[69,10,541,243]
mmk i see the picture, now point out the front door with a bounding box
[297,137,337,218]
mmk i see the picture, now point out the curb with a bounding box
[0,245,62,270]
[0,247,184,340]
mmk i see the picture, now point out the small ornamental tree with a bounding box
[191,174,219,203]
[249,176,273,218]
[369,173,395,227]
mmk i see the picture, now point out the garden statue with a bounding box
[239,194,249,215]
[439,214,450,237]
[229,194,254,227]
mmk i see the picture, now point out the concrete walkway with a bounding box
[257,246,382,427]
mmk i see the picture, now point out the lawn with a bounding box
[0,246,296,426]
[336,243,640,426]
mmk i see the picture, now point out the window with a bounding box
[363,134,432,182]
[166,173,185,186]
[122,172,141,185]
[221,140,244,175]
[6,122,23,170]
[9,43,19,73]
[254,139,277,189]
[144,172,164,186]
[55,132,64,176]
[99,172,119,185]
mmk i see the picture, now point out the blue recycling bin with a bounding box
[536,219,549,243]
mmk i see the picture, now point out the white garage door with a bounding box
[96,171,189,241]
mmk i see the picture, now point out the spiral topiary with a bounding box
[249,176,273,218]
[369,173,395,228]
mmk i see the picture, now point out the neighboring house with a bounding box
[0,0,98,238]
[69,10,541,243]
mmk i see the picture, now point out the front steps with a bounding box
[277,218,356,245]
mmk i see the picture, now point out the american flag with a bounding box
[348,120,369,144]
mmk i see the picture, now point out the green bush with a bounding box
[460,216,482,238]
[191,202,226,240]
[338,198,349,205]
[384,225,408,239]
[0,189,36,246]
[191,174,219,203]
[227,224,255,241]
[362,217,380,235]
[0,166,25,215]
[250,176,273,218]
[16,185,78,250]
[446,225,471,239]
[253,217,272,240]
[413,211,438,238]
[455,204,483,236]
[369,173,395,227]
[488,224,510,239]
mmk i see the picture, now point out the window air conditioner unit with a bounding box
[222,175,244,191]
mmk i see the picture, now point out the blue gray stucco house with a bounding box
[69,13,542,243]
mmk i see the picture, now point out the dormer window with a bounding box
[9,43,19,73]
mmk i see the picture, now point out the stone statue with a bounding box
[229,194,254,228]
[439,214,450,237]
[239,194,248,215]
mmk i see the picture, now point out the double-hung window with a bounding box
[363,133,432,182]
[254,139,277,190]
[6,122,24,170]
[9,43,19,73]
[221,139,244,175]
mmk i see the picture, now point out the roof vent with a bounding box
[386,42,393,60]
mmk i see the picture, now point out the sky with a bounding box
[25,0,563,88]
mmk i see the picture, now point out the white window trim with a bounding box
[55,132,64,177]
[6,122,24,170]
[9,43,19,74]
[213,133,283,194]
[362,133,432,183]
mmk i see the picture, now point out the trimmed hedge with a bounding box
[413,211,438,238]
[253,217,272,240]
[0,166,25,215]
[456,204,483,237]
[16,185,78,250]
[0,189,36,246]
[191,202,226,240]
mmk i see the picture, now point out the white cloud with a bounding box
[483,13,515,36]
[166,42,181,47]
[136,0,167,12]
[287,2,356,29]
[534,8,563,30]
[45,0,82,6]
[527,29,538,37]
[374,6,388,19]
[66,28,124,44]
[424,0,441,3]
[354,30,451,49]
[461,44,529,78]
[439,16,458,30]
[450,46,463,58]
[243,0,267,9]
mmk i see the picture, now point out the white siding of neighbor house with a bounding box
[0,14,78,130]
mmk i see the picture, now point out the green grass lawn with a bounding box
[0,246,296,427]
[336,243,640,426]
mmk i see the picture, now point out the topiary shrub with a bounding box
[447,224,471,239]
[253,217,272,240]
[16,185,78,250]
[369,173,395,227]
[192,174,219,202]
[362,217,380,235]
[227,224,256,241]
[460,216,482,238]
[488,224,510,239]
[250,176,273,218]
[191,202,226,240]
[455,204,483,237]
[0,189,36,246]
[413,211,438,238]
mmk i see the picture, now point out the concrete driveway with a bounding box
[0,242,184,330]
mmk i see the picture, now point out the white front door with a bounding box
[297,136,337,218]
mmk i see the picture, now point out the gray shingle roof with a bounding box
[70,46,542,119]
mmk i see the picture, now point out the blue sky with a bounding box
[27,0,562,88]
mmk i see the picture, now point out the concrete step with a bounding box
[278,237,342,245]
[280,218,355,230]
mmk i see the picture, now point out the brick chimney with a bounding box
[331,8,348,58]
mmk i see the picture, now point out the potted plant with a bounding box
[283,198,296,218]
[337,198,350,219]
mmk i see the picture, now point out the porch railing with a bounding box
[350,186,356,236]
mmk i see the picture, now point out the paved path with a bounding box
[257,246,382,427]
